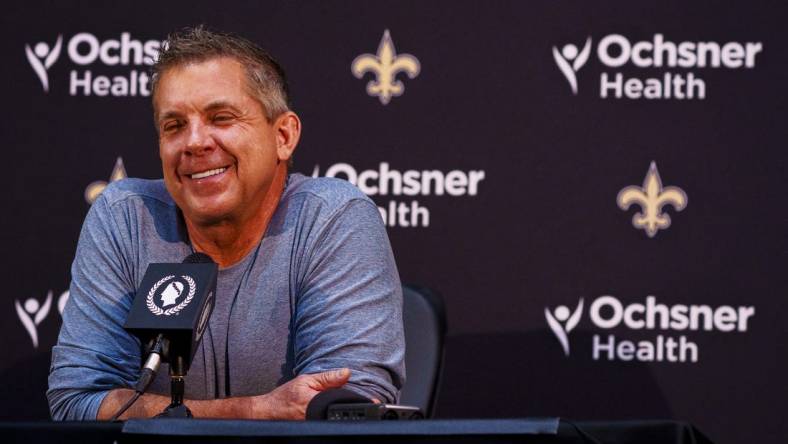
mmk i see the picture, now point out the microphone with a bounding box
[119,252,218,418]
[124,252,218,376]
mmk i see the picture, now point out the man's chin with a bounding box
[180,199,238,227]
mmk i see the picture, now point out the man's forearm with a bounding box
[96,368,352,421]
[97,388,269,420]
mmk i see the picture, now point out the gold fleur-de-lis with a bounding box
[351,30,421,105]
[617,162,688,238]
[84,157,127,204]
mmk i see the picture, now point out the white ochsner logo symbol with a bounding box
[15,291,53,348]
[146,275,196,316]
[553,37,591,94]
[25,35,63,92]
[545,299,584,356]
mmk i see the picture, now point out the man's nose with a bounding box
[185,121,214,155]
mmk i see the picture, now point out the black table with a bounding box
[3,418,713,444]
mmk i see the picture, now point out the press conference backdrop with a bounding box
[2,1,786,443]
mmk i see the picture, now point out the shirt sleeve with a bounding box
[293,198,405,403]
[47,191,141,420]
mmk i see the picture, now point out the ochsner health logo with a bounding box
[552,34,763,99]
[312,162,486,228]
[15,289,70,348]
[25,35,63,92]
[545,299,584,356]
[25,32,163,97]
[552,38,591,95]
[545,295,755,363]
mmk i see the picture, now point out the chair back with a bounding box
[399,284,446,417]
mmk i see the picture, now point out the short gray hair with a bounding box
[152,26,290,121]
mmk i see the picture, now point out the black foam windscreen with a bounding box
[305,388,371,420]
[182,252,214,264]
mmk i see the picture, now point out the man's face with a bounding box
[154,57,289,225]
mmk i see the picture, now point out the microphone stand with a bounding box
[156,355,193,418]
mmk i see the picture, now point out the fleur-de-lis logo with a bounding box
[351,30,421,105]
[617,162,688,238]
[85,157,127,204]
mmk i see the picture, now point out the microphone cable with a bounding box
[110,334,165,421]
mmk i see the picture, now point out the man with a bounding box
[47,27,405,420]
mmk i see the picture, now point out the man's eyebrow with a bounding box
[157,110,183,123]
[155,101,241,124]
[204,101,242,113]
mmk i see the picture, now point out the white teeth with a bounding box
[191,167,227,180]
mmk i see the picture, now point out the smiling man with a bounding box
[47,27,405,420]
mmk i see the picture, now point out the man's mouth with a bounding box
[189,167,227,180]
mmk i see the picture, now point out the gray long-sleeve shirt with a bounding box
[47,173,405,420]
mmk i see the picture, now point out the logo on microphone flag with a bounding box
[146,275,196,316]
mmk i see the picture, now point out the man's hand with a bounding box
[98,368,352,420]
[252,368,352,420]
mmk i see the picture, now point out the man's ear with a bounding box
[274,111,301,162]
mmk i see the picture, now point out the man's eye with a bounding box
[163,121,183,132]
[212,113,234,123]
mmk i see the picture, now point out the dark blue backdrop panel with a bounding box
[1,2,785,444]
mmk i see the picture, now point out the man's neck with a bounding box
[184,165,288,268]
